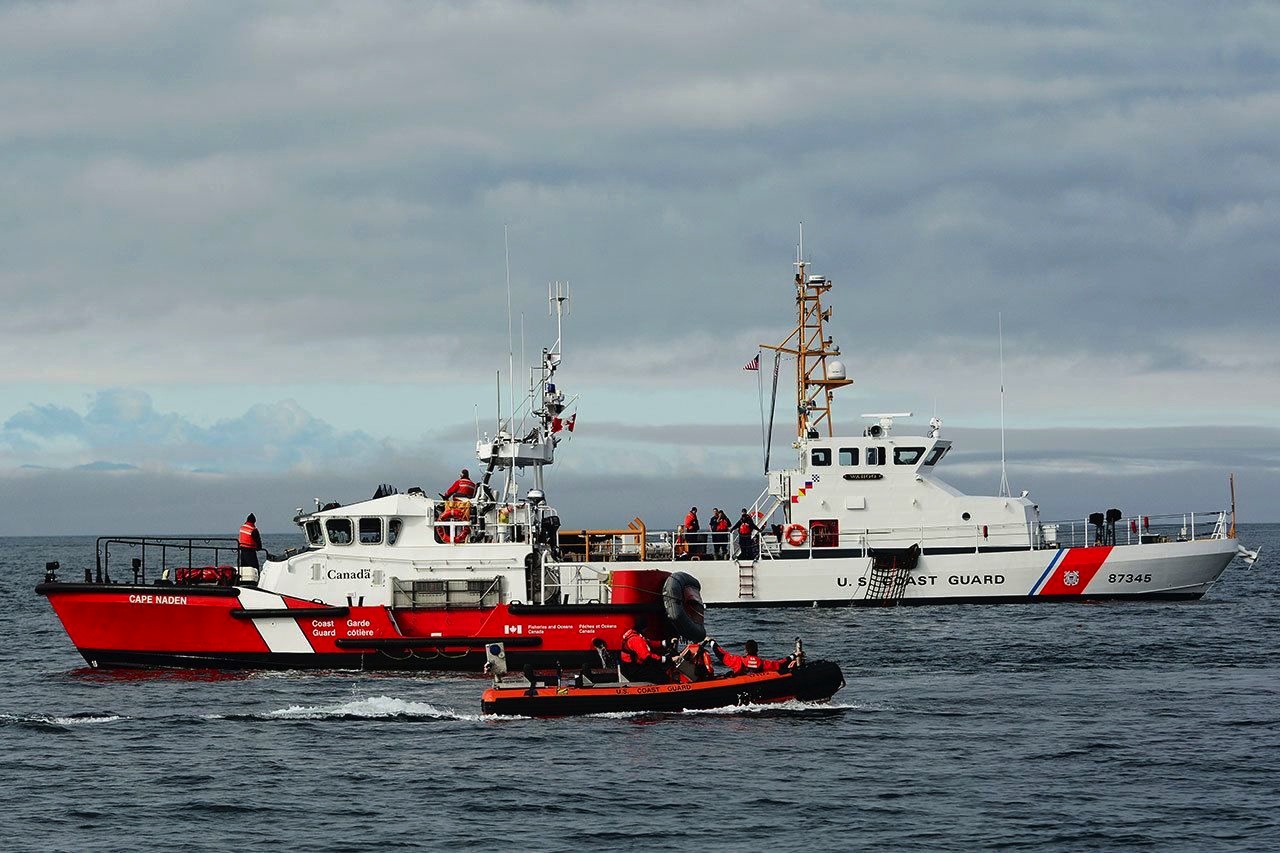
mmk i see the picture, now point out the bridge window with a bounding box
[358,517,382,545]
[894,447,925,465]
[839,447,858,466]
[924,446,948,466]
[388,518,403,545]
[866,447,886,466]
[305,520,323,546]
[811,447,832,466]
[325,518,353,545]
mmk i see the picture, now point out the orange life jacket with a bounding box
[681,643,715,680]
[238,523,259,549]
[716,648,784,675]
[619,629,660,665]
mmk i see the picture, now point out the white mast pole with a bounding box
[505,225,515,427]
[998,312,1010,498]
[519,312,526,432]
[504,225,516,499]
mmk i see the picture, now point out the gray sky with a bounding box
[1,0,1277,534]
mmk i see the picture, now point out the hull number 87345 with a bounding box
[1108,573,1153,584]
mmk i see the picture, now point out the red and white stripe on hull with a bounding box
[237,587,315,654]
[1029,546,1113,596]
[37,582,658,670]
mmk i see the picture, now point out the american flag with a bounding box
[743,353,760,371]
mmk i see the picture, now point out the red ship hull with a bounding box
[37,582,661,672]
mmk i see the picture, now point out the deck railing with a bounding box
[94,536,241,585]
[545,510,1227,563]
[541,562,612,605]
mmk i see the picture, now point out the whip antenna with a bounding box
[998,312,1010,498]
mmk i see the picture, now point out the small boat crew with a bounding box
[708,638,799,675]
[481,636,843,716]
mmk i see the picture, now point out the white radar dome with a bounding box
[828,360,847,380]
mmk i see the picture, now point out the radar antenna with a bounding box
[761,226,852,439]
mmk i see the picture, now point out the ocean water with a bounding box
[2,527,1278,852]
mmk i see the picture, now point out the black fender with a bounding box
[662,571,706,641]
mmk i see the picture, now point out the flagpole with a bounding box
[765,351,781,474]
[757,349,766,471]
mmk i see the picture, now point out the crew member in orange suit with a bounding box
[443,468,477,500]
[619,620,672,682]
[708,639,798,675]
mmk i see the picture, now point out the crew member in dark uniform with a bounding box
[683,506,703,558]
[711,509,731,559]
[238,513,263,583]
[735,508,760,559]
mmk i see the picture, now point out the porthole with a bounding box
[962,512,971,521]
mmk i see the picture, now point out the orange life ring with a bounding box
[784,524,808,547]
[435,506,471,544]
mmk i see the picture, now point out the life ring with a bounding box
[435,506,470,544]
[785,524,808,547]
[662,571,706,641]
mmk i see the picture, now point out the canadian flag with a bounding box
[551,413,577,434]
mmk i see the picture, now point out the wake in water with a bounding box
[0,711,125,732]
[204,696,865,724]
[582,699,865,720]
[212,695,502,723]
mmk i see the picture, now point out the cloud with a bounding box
[0,389,382,474]
[1,1,1278,527]
[3,441,1276,537]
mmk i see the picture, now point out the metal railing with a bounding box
[527,509,1229,569]
[94,536,241,585]
[1037,511,1226,549]
[597,510,1228,562]
[541,562,612,605]
[391,576,503,609]
[554,519,648,562]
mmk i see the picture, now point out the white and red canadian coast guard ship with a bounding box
[38,284,700,671]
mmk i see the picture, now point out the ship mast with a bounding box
[761,234,853,440]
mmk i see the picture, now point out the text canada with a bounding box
[327,568,372,580]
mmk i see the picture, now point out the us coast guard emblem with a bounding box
[1063,570,1080,587]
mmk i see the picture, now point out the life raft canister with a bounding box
[662,571,707,641]
[785,524,808,547]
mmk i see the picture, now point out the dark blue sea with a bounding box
[3,527,1278,852]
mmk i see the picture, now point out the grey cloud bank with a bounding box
[1,1,1277,529]
[0,388,1274,534]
